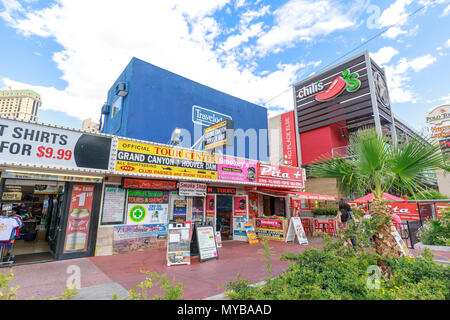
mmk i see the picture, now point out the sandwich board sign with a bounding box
[244,223,259,244]
[167,223,191,266]
[191,223,219,262]
[286,217,308,245]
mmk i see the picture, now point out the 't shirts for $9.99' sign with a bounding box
[0,118,111,171]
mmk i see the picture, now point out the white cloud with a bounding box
[384,54,437,103]
[255,0,364,55]
[0,0,320,120]
[446,39,450,48]
[442,4,450,16]
[408,54,437,72]
[370,46,399,65]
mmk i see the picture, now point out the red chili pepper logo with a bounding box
[315,76,347,102]
[120,165,135,171]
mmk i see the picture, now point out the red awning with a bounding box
[353,192,404,202]
[256,187,337,201]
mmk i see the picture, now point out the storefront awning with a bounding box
[255,187,337,201]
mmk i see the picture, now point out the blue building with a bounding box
[101,57,269,161]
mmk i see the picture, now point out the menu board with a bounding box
[101,185,126,224]
[286,217,308,244]
[196,225,219,262]
[167,224,191,266]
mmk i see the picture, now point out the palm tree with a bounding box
[309,128,448,272]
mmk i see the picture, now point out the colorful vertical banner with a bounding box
[63,184,94,253]
[248,193,258,220]
[173,199,187,222]
[205,195,216,217]
[233,196,248,216]
[281,111,298,167]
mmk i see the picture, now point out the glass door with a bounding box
[54,182,102,260]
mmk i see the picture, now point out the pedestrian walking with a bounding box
[337,199,357,249]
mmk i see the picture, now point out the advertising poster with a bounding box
[215,231,222,248]
[248,193,258,220]
[233,196,248,217]
[244,223,259,244]
[167,224,191,266]
[205,195,216,217]
[127,190,169,225]
[63,184,94,253]
[390,225,411,257]
[217,156,257,183]
[101,185,126,224]
[255,218,286,241]
[123,178,177,190]
[196,226,219,262]
[257,163,304,189]
[0,118,111,171]
[233,216,247,239]
[173,199,187,222]
[114,139,218,180]
[113,224,167,254]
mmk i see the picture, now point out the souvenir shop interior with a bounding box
[0,178,65,265]
[216,195,233,241]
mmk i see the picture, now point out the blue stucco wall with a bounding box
[102,57,269,161]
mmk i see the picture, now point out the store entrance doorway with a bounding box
[1,179,65,265]
[216,195,233,241]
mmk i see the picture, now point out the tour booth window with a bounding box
[0,171,103,264]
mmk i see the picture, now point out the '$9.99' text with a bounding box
[36,146,72,160]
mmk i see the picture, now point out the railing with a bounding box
[331,146,349,158]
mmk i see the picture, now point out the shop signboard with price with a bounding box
[0,117,111,171]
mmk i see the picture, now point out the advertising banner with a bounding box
[113,224,167,254]
[127,190,169,225]
[0,117,111,171]
[233,196,248,217]
[203,119,234,150]
[255,218,286,241]
[123,178,177,190]
[257,163,304,189]
[167,224,191,266]
[386,203,420,221]
[217,156,257,183]
[178,182,207,197]
[114,139,218,180]
[63,184,94,253]
[281,111,298,167]
[205,195,216,217]
[101,185,126,224]
[207,186,236,194]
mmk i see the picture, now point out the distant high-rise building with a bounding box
[82,118,100,132]
[0,87,41,121]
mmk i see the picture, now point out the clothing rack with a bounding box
[0,239,15,267]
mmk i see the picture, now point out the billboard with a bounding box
[0,117,111,172]
[257,163,304,189]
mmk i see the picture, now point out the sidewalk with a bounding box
[1,238,448,300]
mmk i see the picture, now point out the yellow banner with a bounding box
[115,140,218,180]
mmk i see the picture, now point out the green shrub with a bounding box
[418,208,450,246]
[311,206,338,216]
[126,270,184,300]
[224,216,450,300]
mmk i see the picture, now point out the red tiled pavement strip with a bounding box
[1,238,448,300]
[89,238,324,299]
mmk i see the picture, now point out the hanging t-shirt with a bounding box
[0,218,19,241]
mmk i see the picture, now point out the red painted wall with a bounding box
[300,121,348,164]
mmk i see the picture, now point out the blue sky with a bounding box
[0,0,449,132]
